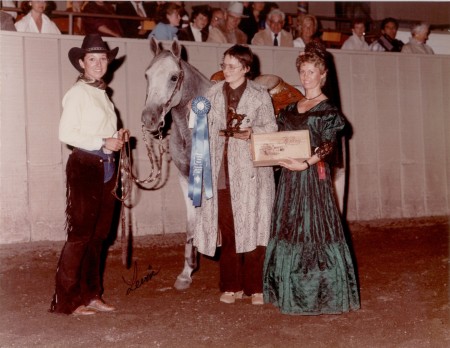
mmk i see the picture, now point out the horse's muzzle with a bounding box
[141,107,163,132]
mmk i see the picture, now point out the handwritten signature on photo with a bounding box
[122,261,160,295]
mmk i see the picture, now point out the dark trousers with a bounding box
[218,188,265,295]
[50,149,116,314]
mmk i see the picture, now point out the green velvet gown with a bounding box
[263,100,360,315]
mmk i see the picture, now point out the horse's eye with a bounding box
[171,75,178,82]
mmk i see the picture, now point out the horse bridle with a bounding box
[116,54,185,190]
[159,55,185,133]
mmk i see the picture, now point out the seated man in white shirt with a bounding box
[341,18,369,51]
[251,9,293,47]
[178,5,210,42]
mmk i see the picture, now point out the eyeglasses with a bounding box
[220,63,242,71]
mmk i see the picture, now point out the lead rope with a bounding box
[113,126,168,266]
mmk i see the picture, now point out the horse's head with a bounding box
[142,38,184,132]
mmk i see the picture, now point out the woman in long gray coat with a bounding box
[194,45,277,305]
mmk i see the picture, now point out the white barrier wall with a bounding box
[1,32,449,243]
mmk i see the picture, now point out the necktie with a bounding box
[273,33,278,46]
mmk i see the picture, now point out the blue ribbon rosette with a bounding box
[188,96,213,207]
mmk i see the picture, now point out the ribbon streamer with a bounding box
[188,96,213,207]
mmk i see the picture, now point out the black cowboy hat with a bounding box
[68,34,119,73]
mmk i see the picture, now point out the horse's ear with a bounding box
[150,37,161,56]
[171,40,181,59]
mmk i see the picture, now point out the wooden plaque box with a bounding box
[251,130,311,167]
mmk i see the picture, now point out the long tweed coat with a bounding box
[194,80,277,257]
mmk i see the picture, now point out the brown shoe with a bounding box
[73,305,96,316]
[86,299,116,312]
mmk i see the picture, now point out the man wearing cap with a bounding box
[50,34,128,316]
[251,9,293,47]
[207,2,248,44]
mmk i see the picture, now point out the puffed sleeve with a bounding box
[320,109,345,143]
[314,108,345,159]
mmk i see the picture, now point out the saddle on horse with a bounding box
[210,71,304,115]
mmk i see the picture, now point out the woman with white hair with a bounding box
[401,22,434,54]
[293,14,319,48]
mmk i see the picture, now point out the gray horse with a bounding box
[141,38,212,290]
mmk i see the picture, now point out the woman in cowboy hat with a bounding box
[50,34,128,316]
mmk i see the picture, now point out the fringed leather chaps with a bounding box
[50,149,117,314]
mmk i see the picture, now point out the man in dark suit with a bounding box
[116,1,155,38]
[177,5,210,42]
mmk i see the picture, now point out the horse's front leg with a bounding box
[174,173,198,290]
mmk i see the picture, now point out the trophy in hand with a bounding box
[219,107,247,137]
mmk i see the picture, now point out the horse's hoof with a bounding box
[174,277,192,291]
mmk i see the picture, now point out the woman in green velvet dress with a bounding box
[263,44,360,315]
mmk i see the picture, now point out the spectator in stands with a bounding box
[293,14,319,48]
[116,1,154,39]
[401,22,434,55]
[15,0,61,34]
[207,2,247,44]
[82,1,123,37]
[209,7,224,30]
[369,17,403,52]
[341,18,369,50]
[251,8,293,47]
[1,10,16,31]
[239,1,265,44]
[177,5,210,42]
[148,2,181,41]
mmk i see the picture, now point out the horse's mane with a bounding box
[179,58,212,94]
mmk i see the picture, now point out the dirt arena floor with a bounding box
[0,217,448,348]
